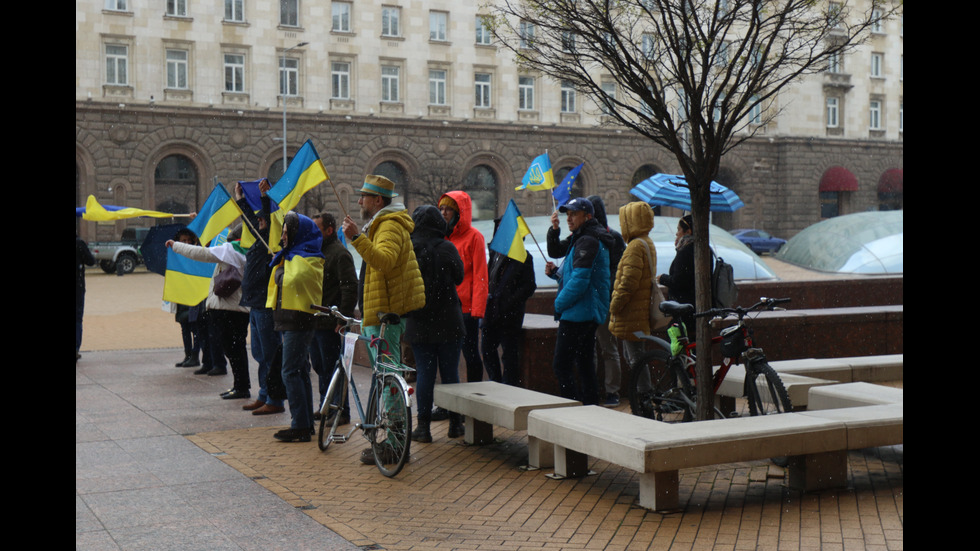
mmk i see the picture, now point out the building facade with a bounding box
[76,0,903,241]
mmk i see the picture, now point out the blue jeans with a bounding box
[310,329,346,418]
[552,320,599,405]
[412,339,462,423]
[282,329,315,430]
[250,308,283,407]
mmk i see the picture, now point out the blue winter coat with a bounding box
[550,218,612,325]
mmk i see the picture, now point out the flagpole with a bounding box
[325,175,350,219]
[523,224,548,260]
[236,206,270,251]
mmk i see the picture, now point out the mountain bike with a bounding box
[311,305,414,477]
[629,297,793,422]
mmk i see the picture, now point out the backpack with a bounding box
[711,253,738,308]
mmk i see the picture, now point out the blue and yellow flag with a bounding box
[162,249,214,306]
[552,163,583,206]
[515,153,555,191]
[268,139,329,212]
[489,200,532,263]
[187,184,242,247]
[82,195,173,221]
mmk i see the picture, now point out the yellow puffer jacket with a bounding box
[352,205,426,327]
[608,201,656,341]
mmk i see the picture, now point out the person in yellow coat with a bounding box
[608,201,656,367]
[341,175,425,464]
[267,212,325,442]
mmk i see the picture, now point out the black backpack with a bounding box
[711,252,738,308]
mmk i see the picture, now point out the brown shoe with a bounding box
[252,404,285,416]
[242,400,265,411]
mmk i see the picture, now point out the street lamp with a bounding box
[280,41,309,174]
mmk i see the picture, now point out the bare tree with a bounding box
[404,160,461,210]
[488,0,899,419]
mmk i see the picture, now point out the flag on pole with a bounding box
[488,199,532,262]
[82,195,173,221]
[515,153,555,191]
[268,139,329,212]
[237,178,277,249]
[187,184,242,247]
[552,162,583,206]
[162,249,214,306]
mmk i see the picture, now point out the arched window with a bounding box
[154,154,198,213]
[267,156,294,185]
[877,169,903,211]
[819,166,858,218]
[462,164,498,220]
[373,161,408,187]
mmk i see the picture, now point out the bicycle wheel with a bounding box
[368,373,412,477]
[629,350,678,420]
[317,366,348,451]
[744,361,793,416]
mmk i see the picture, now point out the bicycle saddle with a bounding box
[378,312,401,326]
[659,301,694,318]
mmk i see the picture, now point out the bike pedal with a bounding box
[331,435,348,443]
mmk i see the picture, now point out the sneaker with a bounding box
[603,393,620,408]
[274,428,311,443]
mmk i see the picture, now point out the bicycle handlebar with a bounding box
[694,297,791,321]
[311,304,363,327]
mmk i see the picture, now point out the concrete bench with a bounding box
[716,365,834,410]
[527,397,903,511]
[807,382,903,410]
[433,381,581,464]
[768,354,904,383]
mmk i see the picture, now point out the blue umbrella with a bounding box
[630,173,745,213]
[141,223,188,276]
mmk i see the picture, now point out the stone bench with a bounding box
[768,354,904,383]
[807,382,903,410]
[527,392,903,511]
[433,381,581,465]
[716,365,834,410]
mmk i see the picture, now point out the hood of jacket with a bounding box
[270,212,324,266]
[574,217,617,251]
[441,190,473,238]
[367,204,414,236]
[411,205,448,241]
[587,195,610,228]
[618,201,654,242]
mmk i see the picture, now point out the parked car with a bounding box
[90,227,150,274]
[729,229,786,255]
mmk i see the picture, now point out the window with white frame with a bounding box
[224,0,244,22]
[870,52,883,78]
[561,30,576,53]
[104,0,128,11]
[381,65,399,102]
[382,6,401,37]
[519,21,534,49]
[601,81,616,115]
[332,2,351,32]
[827,2,843,28]
[519,76,534,110]
[899,101,903,133]
[280,57,299,96]
[827,51,841,73]
[224,53,245,92]
[748,96,762,124]
[280,0,298,27]
[826,97,839,128]
[475,73,492,108]
[430,11,447,41]
[871,8,884,33]
[869,99,881,130]
[166,0,187,17]
[429,69,447,105]
[641,33,655,59]
[331,62,350,99]
[561,80,576,113]
[166,49,188,89]
[105,44,128,85]
[475,15,492,45]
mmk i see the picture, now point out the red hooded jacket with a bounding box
[440,191,489,318]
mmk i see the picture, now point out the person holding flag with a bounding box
[482,201,537,386]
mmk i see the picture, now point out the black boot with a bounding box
[412,418,432,443]
[447,413,464,439]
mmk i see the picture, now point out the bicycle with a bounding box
[311,305,415,477]
[629,297,793,423]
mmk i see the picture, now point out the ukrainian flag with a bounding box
[82,195,173,221]
[489,200,532,262]
[188,185,242,247]
[268,139,329,213]
[162,249,214,306]
[515,153,555,191]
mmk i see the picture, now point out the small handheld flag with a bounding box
[552,163,583,207]
[515,153,555,191]
[268,139,329,212]
[82,195,173,221]
[187,184,242,247]
[488,200,532,262]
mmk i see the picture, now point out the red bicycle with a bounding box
[629,297,793,422]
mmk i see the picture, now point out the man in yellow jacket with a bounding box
[342,175,425,464]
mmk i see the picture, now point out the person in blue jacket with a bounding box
[544,197,614,405]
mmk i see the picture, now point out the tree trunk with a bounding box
[689,182,714,421]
